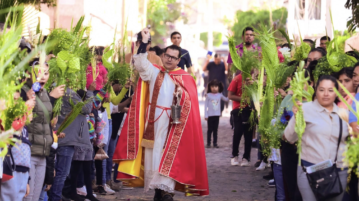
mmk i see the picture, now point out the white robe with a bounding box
[133,53,176,192]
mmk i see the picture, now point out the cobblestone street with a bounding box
[100,102,275,201]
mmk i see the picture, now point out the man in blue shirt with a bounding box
[171,31,193,74]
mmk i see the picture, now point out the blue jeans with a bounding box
[39,185,48,201]
[51,146,74,201]
[102,119,112,184]
[273,163,285,201]
[102,144,108,185]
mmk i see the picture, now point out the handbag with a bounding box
[94,147,109,160]
[303,118,343,200]
[2,146,16,182]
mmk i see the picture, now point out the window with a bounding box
[294,0,305,20]
[294,0,321,20]
[308,0,321,20]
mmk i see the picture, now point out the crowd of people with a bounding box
[0,24,209,201]
[1,13,359,201]
[202,26,359,201]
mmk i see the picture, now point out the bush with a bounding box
[231,7,288,45]
[200,32,223,48]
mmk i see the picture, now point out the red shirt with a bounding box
[227,74,243,109]
[86,62,108,90]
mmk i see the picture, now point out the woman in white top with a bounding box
[284,75,349,201]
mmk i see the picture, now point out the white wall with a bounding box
[287,0,352,43]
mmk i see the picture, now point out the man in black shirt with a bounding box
[203,53,228,112]
[170,31,193,74]
[203,54,227,84]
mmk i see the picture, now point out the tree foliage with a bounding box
[345,0,359,32]
[147,0,186,45]
[0,0,56,23]
[231,8,288,45]
[200,32,223,48]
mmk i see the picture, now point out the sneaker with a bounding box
[256,161,267,171]
[77,186,87,196]
[254,160,261,167]
[213,145,219,148]
[107,180,122,192]
[95,185,107,195]
[268,179,275,187]
[104,184,115,195]
[240,158,250,167]
[231,156,239,166]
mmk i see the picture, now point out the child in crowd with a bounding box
[86,46,108,92]
[204,79,228,148]
[101,81,130,193]
[90,88,108,195]
[99,102,116,194]
[0,92,35,201]
[109,82,133,189]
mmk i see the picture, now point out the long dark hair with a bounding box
[333,67,354,79]
[313,75,339,104]
[353,62,359,73]
[207,79,224,93]
[306,60,318,84]
[309,47,327,57]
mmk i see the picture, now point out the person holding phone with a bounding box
[203,53,228,113]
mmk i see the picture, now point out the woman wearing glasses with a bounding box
[284,75,349,201]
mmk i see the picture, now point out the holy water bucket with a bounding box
[171,105,182,124]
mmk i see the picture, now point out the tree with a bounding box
[345,0,359,32]
[0,0,56,24]
[231,7,288,45]
[147,0,187,46]
[200,32,223,48]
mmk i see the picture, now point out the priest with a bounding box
[113,28,209,201]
